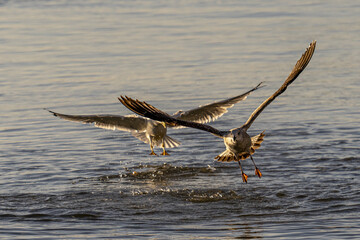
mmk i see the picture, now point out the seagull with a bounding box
[118,41,316,182]
[46,83,262,156]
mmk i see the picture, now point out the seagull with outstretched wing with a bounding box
[119,41,316,182]
[46,83,262,155]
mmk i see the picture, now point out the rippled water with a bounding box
[1,0,359,239]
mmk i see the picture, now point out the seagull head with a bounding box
[229,128,244,142]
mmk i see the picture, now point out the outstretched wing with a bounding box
[46,109,148,132]
[242,40,316,130]
[118,96,225,138]
[172,82,263,125]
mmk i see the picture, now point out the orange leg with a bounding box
[237,160,248,183]
[250,155,262,178]
[161,142,170,156]
[149,143,158,156]
[161,149,170,155]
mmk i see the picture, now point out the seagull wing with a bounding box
[46,110,148,132]
[118,96,226,138]
[172,82,263,126]
[242,40,316,130]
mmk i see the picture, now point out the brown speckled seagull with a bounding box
[46,83,262,156]
[119,41,316,182]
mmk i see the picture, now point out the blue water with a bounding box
[0,0,359,239]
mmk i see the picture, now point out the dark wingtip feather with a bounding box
[118,95,145,117]
[255,81,265,89]
[119,95,224,137]
[44,108,58,117]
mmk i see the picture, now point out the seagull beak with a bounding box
[161,122,167,128]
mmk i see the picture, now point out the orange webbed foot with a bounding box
[242,172,248,183]
[149,151,158,156]
[255,167,262,178]
[161,150,170,156]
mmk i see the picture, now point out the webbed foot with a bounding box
[161,150,170,156]
[149,151,158,156]
[255,167,262,178]
[242,172,248,183]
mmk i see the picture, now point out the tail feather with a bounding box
[240,152,251,160]
[131,132,180,148]
[250,131,265,153]
[215,150,236,162]
[163,135,180,148]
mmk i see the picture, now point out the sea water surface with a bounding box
[0,0,359,239]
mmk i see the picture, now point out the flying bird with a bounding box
[119,41,316,182]
[46,83,262,156]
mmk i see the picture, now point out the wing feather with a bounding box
[172,82,263,125]
[46,110,148,132]
[242,41,316,130]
